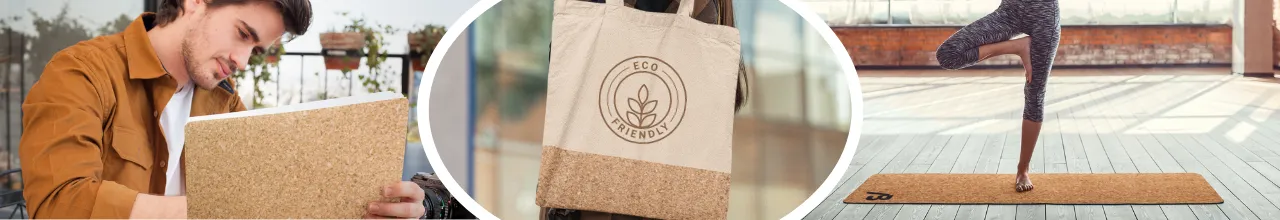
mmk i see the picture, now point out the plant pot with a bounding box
[319,32,366,70]
[408,27,445,72]
[264,38,284,64]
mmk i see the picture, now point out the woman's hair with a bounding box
[735,62,749,113]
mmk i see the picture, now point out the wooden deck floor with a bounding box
[806,68,1280,220]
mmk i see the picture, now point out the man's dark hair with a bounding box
[155,0,312,36]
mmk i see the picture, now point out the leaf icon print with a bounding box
[640,113,655,128]
[638,85,649,103]
[628,98,641,114]
[641,100,657,114]
[626,112,642,127]
[626,84,659,128]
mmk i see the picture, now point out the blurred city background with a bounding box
[1,0,478,217]
[427,1,854,219]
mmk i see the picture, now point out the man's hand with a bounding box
[366,181,426,219]
[129,194,187,219]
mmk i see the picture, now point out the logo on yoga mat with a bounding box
[599,56,687,144]
[866,192,893,200]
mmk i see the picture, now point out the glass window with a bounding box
[2,0,144,176]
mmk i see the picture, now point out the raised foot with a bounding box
[1012,37,1033,82]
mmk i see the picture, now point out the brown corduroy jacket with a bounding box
[19,13,246,219]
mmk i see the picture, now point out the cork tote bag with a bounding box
[537,0,741,219]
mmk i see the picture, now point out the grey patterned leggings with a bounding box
[935,0,1060,123]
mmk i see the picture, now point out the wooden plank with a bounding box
[1201,134,1264,163]
[1043,115,1075,220]
[1226,134,1279,160]
[899,135,972,220]
[1184,135,1280,216]
[806,135,889,219]
[926,135,989,220]
[1060,123,1092,176]
[864,135,951,220]
[835,135,932,219]
[1134,134,1225,220]
[971,132,1007,175]
[851,136,888,167]
[1085,77,1146,220]
[895,135,970,220]
[910,135,959,168]
[1078,119,1115,173]
[987,132,1021,220]
[1249,161,1280,216]
[1155,134,1261,220]
[1044,81,1093,220]
[1112,134,1170,220]
[1091,101,1153,220]
[1013,205,1046,220]
[1248,161,1280,195]
[956,133,1007,220]
[926,134,972,172]
[1060,116,1105,220]
[1105,77,1188,220]
[1094,93,1180,220]
[819,135,919,220]
[1216,120,1280,177]
[953,80,1025,220]
[1139,76,1223,220]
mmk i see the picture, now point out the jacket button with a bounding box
[160,161,166,168]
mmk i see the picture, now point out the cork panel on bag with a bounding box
[184,98,408,218]
[536,146,731,220]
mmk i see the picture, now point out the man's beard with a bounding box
[181,34,220,90]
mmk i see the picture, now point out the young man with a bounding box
[19,0,425,218]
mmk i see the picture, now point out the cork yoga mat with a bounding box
[184,92,408,218]
[845,173,1223,205]
[536,146,731,220]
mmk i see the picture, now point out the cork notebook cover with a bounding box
[184,92,408,218]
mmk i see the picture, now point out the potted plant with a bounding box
[264,38,284,64]
[347,16,395,94]
[316,13,398,97]
[408,25,446,72]
[319,31,364,70]
[235,37,288,109]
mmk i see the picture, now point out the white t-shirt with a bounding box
[158,82,195,196]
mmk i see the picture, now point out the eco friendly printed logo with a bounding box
[598,56,687,144]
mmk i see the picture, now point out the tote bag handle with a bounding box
[599,0,697,17]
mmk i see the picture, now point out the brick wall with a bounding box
[834,25,1233,67]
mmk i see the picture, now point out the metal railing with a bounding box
[244,51,416,107]
[2,32,26,189]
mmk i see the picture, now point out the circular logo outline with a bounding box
[598,56,687,144]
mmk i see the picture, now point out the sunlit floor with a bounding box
[807,67,1280,220]
[470,99,849,220]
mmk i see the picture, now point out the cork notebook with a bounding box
[844,173,1223,205]
[184,92,408,218]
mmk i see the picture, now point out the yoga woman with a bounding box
[935,0,1060,192]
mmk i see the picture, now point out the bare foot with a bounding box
[1015,172,1034,192]
[1011,37,1033,83]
